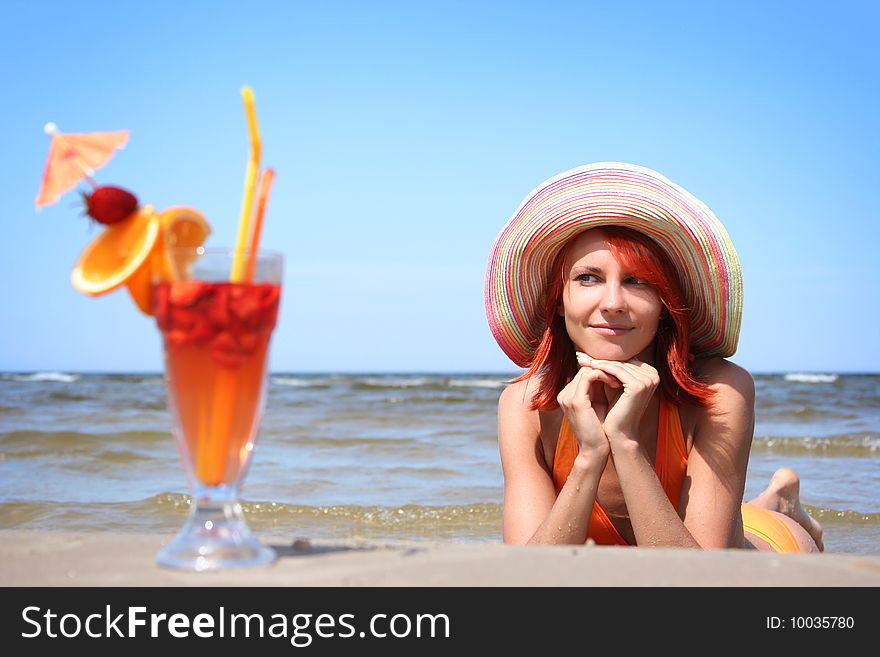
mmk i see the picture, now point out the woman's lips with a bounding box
[590,324,634,336]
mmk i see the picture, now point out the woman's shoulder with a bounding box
[691,356,755,419]
[498,376,537,414]
[498,374,552,427]
[693,356,755,398]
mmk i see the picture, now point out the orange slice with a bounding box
[126,207,211,315]
[71,205,160,296]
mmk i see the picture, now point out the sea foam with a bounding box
[9,372,80,383]
[784,373,838,383]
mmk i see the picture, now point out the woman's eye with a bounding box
[576,274,598,283]
[625,276,647,285]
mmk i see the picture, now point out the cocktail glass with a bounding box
[154,247,283,570]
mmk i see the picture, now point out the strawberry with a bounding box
[82,185,139,225]
[169,280,209,307]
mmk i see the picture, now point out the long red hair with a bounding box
[513,226,715,410]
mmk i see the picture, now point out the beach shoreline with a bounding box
[2,529,879,587]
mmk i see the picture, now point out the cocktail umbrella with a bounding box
[35,123,129,207]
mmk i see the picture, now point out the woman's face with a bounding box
[558,229,664,362]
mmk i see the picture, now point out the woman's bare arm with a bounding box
[678,358,755,548]
[498,377,608,544]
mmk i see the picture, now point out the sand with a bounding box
[2,529,879,586]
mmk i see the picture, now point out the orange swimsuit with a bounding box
[550,398,803,552]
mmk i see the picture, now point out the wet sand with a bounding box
[2,530,879,586]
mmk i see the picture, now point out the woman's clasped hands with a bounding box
[557,352,662,459]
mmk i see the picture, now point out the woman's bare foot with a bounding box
[748,467,824,551]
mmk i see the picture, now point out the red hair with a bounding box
[513,226,715,410]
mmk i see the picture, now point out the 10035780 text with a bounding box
[766,616,855,630]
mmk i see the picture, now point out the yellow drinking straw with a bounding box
[231,86,261,282]
[197,87,263,485]
[245,167,275,282]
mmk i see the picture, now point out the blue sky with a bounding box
[2,0,878,373]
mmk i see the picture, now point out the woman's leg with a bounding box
[746,467,824,551]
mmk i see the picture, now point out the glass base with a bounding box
[157,496,275,571]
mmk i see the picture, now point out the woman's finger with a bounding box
[625,358,661,386]
[584,368,621,388]
[626,357,659,376]
[593,359,658,393]
[576,353,624,387]
[559,366,586,405]
[574,366,593,405]
[584,359,641,386]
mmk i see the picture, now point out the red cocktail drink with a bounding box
[156,279,280,487]
[154,248,283,570]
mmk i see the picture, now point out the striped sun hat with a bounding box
[484,162,743,367]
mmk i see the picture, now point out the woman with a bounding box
[485,163,823,551]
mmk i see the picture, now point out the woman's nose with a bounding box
[600,281,627,313]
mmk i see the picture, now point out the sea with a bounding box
[1,371,877,554]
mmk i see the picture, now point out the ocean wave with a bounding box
[757,406,858,421]
[240,501,503,521]
[752,434,879,455]
[178,498,505,541]
[271,376,333,388]
[132,376,165,386]
[809,507,880,522]
[384,394,485,405]
[784,373,839,383]
[4,497,876,549]
[287,435,422,448]
[0,429,171,454]
[354,377,433,389]
[0,496,190,533]
[9,495,497,520]
[1,494,503,536]
[47,390,94,402]
[447,378,507,389]
[6,372,81,383]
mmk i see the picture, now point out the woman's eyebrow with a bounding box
[570,265,603,275]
